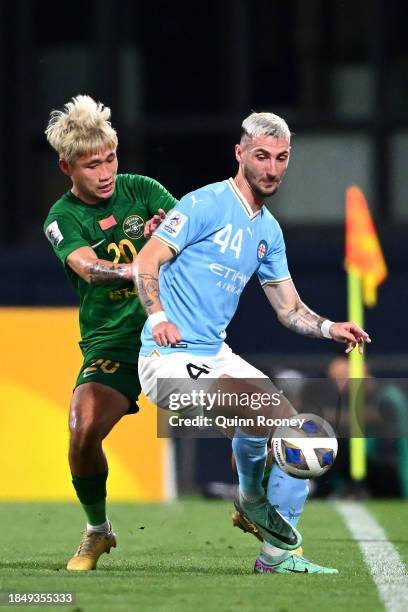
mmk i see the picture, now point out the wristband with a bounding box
[321,319,335,339]
[148,311,168,327]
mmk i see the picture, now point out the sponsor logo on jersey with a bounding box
[209,263,249,295]
[257,239,267,262]
[161,211,188,236]
[123,214,145,239]
[209,263,249,286]
[45,220,64,247]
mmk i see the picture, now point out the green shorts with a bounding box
[75,354,141,414]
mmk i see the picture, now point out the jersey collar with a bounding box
[227,178,261,220]
[66,190,113,208]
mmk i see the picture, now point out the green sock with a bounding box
[72,472,108,526]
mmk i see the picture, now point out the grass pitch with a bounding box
[0,498,406,611]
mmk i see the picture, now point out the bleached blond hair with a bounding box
[241,111,291,143]
[45,95,118,164]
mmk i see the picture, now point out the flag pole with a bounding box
[345,185,387,482]
[347,268,366,480]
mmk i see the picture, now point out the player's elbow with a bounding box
[276,309,291,328]
[276,301,300,328]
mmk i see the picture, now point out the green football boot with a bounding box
[254,554,338,574]
[234,497,302,551]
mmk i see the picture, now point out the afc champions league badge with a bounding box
[257,239,267,262]
[123,215,145,239]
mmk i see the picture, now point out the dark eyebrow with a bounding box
[255,148,289,156]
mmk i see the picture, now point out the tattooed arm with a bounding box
[66,208,172,285]
[67,246,132,285]
[132,237,181,346]
[136,272,161,314]
[263,280,326,338]
[263,279,371,352]
[132,238,174,313]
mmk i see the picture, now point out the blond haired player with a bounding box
[44,95,176,570]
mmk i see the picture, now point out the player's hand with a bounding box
[144,209,167,238]
[152,321,182,346]
[329,322,371,354]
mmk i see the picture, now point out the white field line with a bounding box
[335,501,408,612]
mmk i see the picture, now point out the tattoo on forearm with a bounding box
[89,262,130,285]
[137,273,160,314]
[285,302,325,338]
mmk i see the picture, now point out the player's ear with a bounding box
[59,158,72,177]
[235,144,243,163]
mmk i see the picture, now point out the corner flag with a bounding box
[345,186,387,481]
[345,186,387,306]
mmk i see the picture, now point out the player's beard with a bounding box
[244,167,283,199]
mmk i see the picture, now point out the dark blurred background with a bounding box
[1,0,407,495]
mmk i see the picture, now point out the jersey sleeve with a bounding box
[43,213,89,265]
[134,175,178,215]
[257,223,291,286]
[152,189,218,254]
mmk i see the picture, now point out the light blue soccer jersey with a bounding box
[140,178,291,356]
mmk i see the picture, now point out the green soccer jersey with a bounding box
[44,174,177,360]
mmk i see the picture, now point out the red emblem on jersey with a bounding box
[99,215,117,230]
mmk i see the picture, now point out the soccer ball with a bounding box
[271,413,338,479]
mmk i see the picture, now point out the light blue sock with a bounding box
[267,464,309,527]
[232,428,269,498]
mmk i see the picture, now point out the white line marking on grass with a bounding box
[335,501,408,612]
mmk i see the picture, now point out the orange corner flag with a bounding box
[345,186,387,307]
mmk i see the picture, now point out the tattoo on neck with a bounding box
[137,273,160,314]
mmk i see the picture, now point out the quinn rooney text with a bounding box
[168,416,306,429]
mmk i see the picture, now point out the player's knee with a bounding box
[69,415,103,448]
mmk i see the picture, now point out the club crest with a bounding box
[257,239,267,261]
[123,215,144,239]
